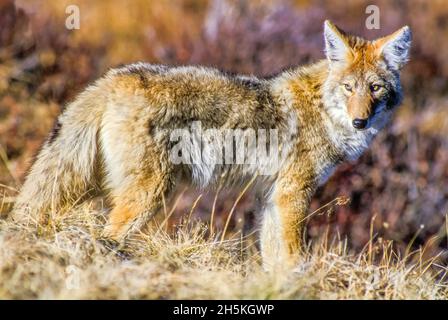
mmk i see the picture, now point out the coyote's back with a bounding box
[12,63,286,228]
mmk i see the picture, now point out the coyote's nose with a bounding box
[352,118,368,130]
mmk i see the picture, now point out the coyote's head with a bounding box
[322,20,412,131]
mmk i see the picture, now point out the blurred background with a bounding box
[1,0,448,258]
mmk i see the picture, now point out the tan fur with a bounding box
[11,22,411,270]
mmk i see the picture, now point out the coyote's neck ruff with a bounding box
[12,21,411,270]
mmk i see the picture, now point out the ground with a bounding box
[0,198,446,299]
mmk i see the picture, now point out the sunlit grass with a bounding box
[0,191,446,299]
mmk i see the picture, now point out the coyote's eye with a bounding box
[343,83,352,92]
[370,84,382,92]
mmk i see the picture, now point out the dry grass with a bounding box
[0,195,447,300]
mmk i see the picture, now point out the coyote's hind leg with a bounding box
[99,104,175,242]
[102,171,173,242]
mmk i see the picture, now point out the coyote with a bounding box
[12,21,411,269]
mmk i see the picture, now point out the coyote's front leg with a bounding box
[260,174,315,271]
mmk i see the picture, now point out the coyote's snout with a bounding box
[12,21,411,270]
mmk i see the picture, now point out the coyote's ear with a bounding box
[323,20,352,64]
[375,26,412,70]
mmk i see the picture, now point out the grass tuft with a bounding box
[0,194,446,299]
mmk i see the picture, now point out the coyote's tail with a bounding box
[11,88,104,228]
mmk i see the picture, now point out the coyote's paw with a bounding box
[101,224,127,243]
